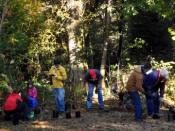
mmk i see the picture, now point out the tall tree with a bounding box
[0,0,9,35]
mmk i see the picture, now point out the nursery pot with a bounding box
[65,112,71,119]
[52,110,58,118]
[75,111,81,118]
[12,117,19,125]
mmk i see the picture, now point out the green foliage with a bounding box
[0,73,9,91]
[151,57,175,74]
[0,80,8,91]
[167,76,175,101]
[168,27,175,41]
[129,38,145,49]
[123,0,175,18]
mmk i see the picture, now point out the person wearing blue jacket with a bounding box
[143,68,169,119]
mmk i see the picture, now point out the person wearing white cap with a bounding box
[143,68,169,119]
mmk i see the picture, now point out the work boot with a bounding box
[152,114,160,119]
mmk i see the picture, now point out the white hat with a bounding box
[160,68,169,80]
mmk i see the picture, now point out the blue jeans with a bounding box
[52,88,65,112]
[27,96,38,109]
[86,83,104,109]
[145,92,160,116]
[129,91,142,120]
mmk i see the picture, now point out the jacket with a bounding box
[3,92,23,111]
[49,65,67,88]
[125,65,144,92]
[84,69,103,85]
[28,86,37,98]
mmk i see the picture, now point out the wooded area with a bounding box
[0,0,175,130]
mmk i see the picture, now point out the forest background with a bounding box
[0,0,175,106]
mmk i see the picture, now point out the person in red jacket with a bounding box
[2,90,28,125]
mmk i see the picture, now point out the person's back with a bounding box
[143,69,158,90]
[84,69,102,83]
[125,65,144,92]
[3,92,22,111]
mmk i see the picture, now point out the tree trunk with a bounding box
[0,0,9,35]
[100,0,112,88]
[66,0,84,67]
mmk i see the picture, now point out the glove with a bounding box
[159,97,164,102]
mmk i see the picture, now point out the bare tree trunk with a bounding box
[0,0,9,35]
[116,0,124,91]
[100,0,112,88]
[66,0,84,66]
[65,0,85,108]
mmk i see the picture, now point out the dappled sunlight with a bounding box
[31,121,51,129]
[168,27,175,41]
[0,129,11,131]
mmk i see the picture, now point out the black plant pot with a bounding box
[12,118,19,125]
[65,112,71,119]
[75,111,81,118]
[65,103,71,112]
[52,110,58,118]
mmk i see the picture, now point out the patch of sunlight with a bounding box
[146,0,155,6]
[0,129,11,131]
[30,120,67,130]
[172,36,175,41]
[31,121,51,129]
[168,27,175,41]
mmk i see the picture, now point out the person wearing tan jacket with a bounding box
[125,64,151,121]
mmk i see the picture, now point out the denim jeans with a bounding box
[129,91,142,120]
[27,96,38,109]
[52,88,65,112]
[86,83,104,109]
[145,92,160,116]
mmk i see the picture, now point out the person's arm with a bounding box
[159,81,166,98]
[83,72,89,87]
[96,71,103,88]
[56,66,67,81]
[49,66,54,84]
[33,87,37,98]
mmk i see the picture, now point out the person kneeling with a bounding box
[2,91,29,125]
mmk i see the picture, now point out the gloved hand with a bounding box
[159,97,164,102]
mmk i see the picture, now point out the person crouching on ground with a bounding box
[2,90,29,125]
[83,68,104,110]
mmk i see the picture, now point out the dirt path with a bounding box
[0,105,175,131]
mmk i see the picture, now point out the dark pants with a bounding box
[145,92,160,116]
[4,101,29,124]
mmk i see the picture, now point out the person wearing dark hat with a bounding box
[83,69,104,110]
[125,64,151,122]
[49,59,67,116]
[143,68,169,119]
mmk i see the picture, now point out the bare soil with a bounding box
[0,99,175,131]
